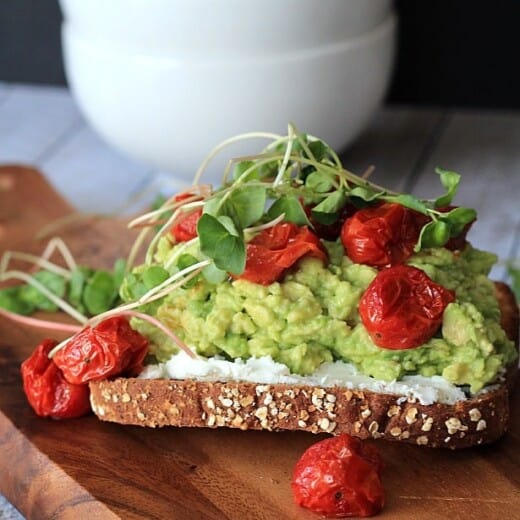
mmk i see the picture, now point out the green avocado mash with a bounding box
[123,238,517,394]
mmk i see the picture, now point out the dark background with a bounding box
[0,0,518,109]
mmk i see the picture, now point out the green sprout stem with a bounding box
[193,131,284,186]
[1,251,71,279]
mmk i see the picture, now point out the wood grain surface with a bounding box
[0,166,519,520]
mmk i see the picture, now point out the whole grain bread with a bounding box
[89,282,519,449]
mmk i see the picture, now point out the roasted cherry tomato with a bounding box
[305,202,358,241]
[341,203,427,268]
[292,434,385,518]
[359,265,455,349]
[171,208,203,242]
[170,192,203,242]
[53,316,149,384]
[238,222,328,285]
[21,339,91,419]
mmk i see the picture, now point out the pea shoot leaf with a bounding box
[233,159,278,181]
[202,262,228,284]
[311,190,347,225]
[415,206,477,251]
[177,253,199,271]
[176,254,202,287]
[120,272,148,301]
[229,185,267,228]
[113,258,127,289]
[441,206,477,235]
[417,220,451,250]
[384,193,430,214]
[80,260,126,314]
[292,132,309,153]
[68,267,91,314]
[267,196,308,225]
[198,213,246,274]
[83,270,118,315]
[350,186,384,203]
[434,168,461,208]
[293,135,329,162]
[305,171,333,193]
[0,286,35,315]
[142,265,169,290]
[307,140,328,162]
[233,160,257,181]
[19,271,66,312]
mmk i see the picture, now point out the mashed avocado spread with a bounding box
[124,238,517,394]
[119,129,518,396]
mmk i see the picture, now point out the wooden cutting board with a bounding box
[0,166,519,520]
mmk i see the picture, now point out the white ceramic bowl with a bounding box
[59,0,393,56]
[62,15,396,184]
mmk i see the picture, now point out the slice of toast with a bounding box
[89,282,519,449]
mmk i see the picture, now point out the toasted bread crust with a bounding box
[89,283,519,448]
[90,376,510,449]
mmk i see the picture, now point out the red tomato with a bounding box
[292,434,385,518]
[171,208,203,242]
[341,203,427,268]
[53,317,149,385]
[305,202,358,241]
[238,222,328,285]
[359,265,455,350]
[170,192,203,242]
[21,339,91,419]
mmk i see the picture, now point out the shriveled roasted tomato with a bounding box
[171,208,203,242]
[53,316,149,384]
[292,434,385,518]
[359,265,455,349]
[21,339,91,419]
[170,192,203,242]
[341,203,428,268]
[305,202,358,241]
[238,222,327,285]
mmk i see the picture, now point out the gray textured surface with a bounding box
[0,496,23,519]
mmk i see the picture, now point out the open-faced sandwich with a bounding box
[7,126,519,450]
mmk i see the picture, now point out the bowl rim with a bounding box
[59,0,394,51]
[63,13,397,65]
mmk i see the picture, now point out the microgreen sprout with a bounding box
[245,213,286,236]
[0,240,89,324]
[38,237,78,272]
[164,237,199,271]
[0,269,88,323]
[91,260,209,323]
[273,125,296,186]
[0,237,76,276]
[0,238,127,325]
[144,123,476,281]
[193,131,284,185]
[0,251,71,279]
